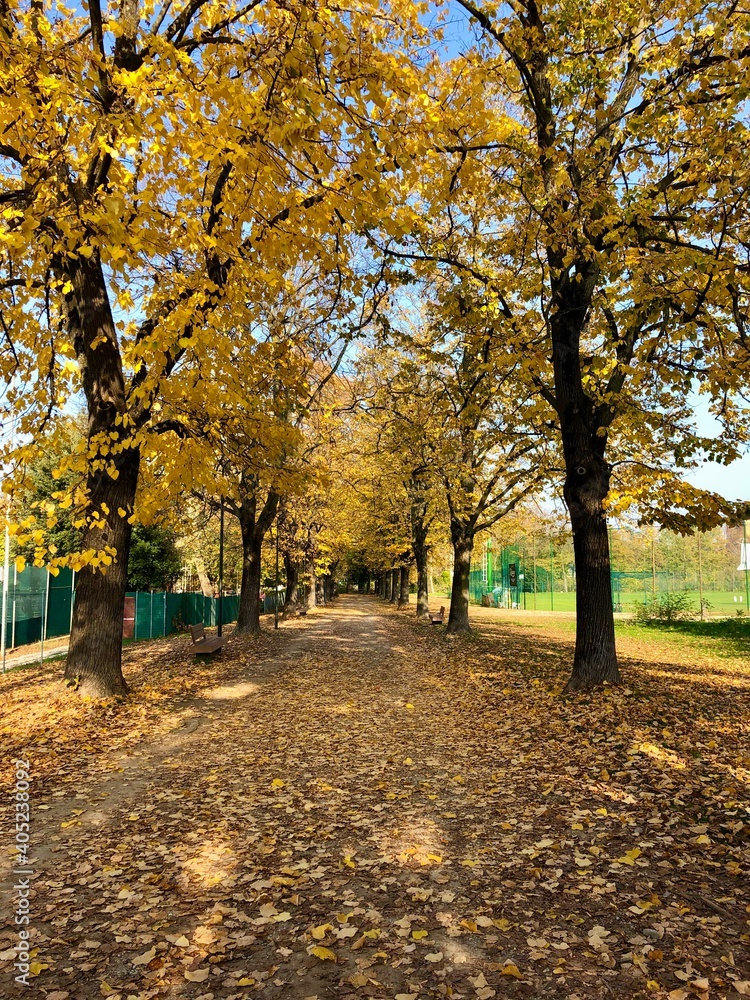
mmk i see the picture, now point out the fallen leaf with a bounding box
[308,946,337,961]
[184,969,210,982]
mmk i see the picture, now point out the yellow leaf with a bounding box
[237,977,256,986]
[100,983,116,997]
[412,929,428,940]
[311,923,333,939]
[502,962,524,979]
[308,945,337,961]
[405,703,415,710]
[29,961,48,975]
[14,555,26,573]
[271,778,284,788]
[616,847,642,866]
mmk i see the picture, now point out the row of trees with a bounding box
[2,0,749,696]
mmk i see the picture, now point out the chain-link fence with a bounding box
[460,523,750,616]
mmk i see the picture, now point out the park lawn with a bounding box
[0,596,748,1000]
[472,590,750,615]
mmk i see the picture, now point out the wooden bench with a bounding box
[429,606,445,625]
[188,623,227,655]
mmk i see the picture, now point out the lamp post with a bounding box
[274,513,280,630]
[1,516,9,674]
[217,499,224,637]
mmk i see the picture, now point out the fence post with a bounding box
[550,539,554,612]
[1,523,9,673]
[11,562,17,649]
[40,569,50,664]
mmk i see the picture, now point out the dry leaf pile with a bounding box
[0,596,748,1000]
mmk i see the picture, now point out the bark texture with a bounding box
[411,502,430,619]
[390,569,399,604]
[281,551,299,618]
[63,251,135,697]
[446,528,474,635]
[236,489,279,634]
[398,565,410,607]
[551,277,621,690]
[65,447,139,697]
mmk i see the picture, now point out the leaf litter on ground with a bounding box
[0,596,748,1000]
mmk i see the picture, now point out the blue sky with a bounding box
[683,394,750,502]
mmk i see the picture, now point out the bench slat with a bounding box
[188,622,227,655]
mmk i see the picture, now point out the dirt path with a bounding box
[0,596,748,1000]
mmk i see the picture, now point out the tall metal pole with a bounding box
[697,532,704,621]
[549,538,554,612]
[217,500,224,637]
[1,522,9,674]
[532,534,537,611]
[40,569,50,664]
[274,514,279,630]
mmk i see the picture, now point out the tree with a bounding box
[126,525,181,593]
[358,292,550,633]
[378,0,750,684]
[0,0,435,694]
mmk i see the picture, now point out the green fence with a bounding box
[0,564,240,648]
[462,524,750,616]
[128,591,240,641]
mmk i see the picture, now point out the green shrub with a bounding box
[633,591,698,623]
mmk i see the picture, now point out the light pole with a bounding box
[217,499,224,637]
[274,513,280,630]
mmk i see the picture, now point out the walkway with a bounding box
[0,596,747,998]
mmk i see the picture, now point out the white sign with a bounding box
[739,542,750,572]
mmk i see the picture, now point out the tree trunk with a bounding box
[282,551,299,618]
[236,490,279,634]
[383,571,391,601]
[563,480,620,690]
[237,527,263,633]
[65,446,140,697]
[446,527,474,635]
[195,561,214,597]
[390,568,399,604]
[62,250,136,698]
[412,510,430,619]
[550,283,621,689]
[398,565,410,607]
